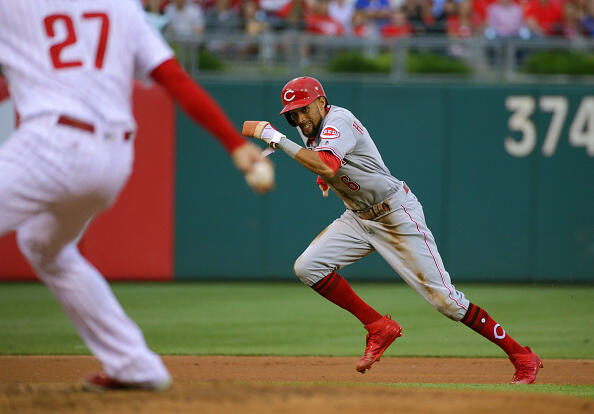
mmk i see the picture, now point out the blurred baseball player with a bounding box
[243,76,542,384]
[0,0,273,391]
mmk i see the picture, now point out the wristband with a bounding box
[277,136,302,159]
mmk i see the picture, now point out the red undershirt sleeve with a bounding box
[150,58,245,153]
[318,150,341,173]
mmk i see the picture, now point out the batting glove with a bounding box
[242,121,285,149]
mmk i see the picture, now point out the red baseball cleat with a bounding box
[509,347,543,384]
[356,315,403,373]
[81,372,171,391]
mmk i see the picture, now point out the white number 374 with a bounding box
[505,96,594,157]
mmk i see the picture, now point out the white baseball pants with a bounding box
[294,185,470,321]
[0,115,170,386]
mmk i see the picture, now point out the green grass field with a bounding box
[1,282,592,400]
[0,282,592,358]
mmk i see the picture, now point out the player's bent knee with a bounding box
[293,255,312,286]
[17,234,49,264]
[16,232,66,274]
[294,250,336,286]
[294,254,325,287]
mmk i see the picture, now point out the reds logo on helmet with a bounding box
[280,76,328,127]
[320,125,340,139]
[283,89,296,102]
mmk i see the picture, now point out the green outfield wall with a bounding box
[175,81,594,283]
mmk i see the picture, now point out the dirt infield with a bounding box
[0,356,592,414]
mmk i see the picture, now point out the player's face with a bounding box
[289,97,326,138]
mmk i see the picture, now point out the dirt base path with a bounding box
[0,356,592,414]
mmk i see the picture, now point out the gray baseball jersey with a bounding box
[293,105,470,322]
[298,105,403,211]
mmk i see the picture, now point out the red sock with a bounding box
[312,272,382,325]
[461,303,526,356]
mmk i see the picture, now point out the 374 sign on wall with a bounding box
[505,96,594,157]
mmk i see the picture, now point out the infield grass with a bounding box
[0,282,591,358]
[1,282,592,399]
[282,382,594,399]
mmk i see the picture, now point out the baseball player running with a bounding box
[243,76,542,384]
[0,0,273,391]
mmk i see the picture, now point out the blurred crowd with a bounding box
[145,0,594,40]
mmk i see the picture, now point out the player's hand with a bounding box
[231,142,274,194]
[316,176,330,197]
[231,141,263,172]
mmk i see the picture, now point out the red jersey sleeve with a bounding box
[318,150,341,173]
[150,58,245,153]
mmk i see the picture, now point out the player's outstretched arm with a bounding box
[242,120,336,179]
[294,149,336,178]
[150,59,273,193]
[151,58,244,154]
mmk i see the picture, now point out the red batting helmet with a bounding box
[280,76,328,126]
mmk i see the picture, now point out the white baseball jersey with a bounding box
[299,105,403,211]
[0,0,173,128]
[0,0,173,387]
